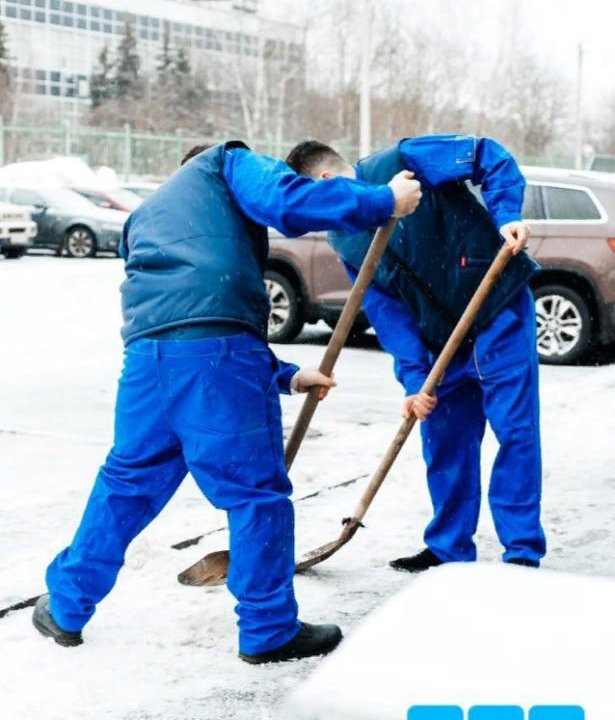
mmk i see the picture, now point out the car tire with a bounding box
[533,284,593,364]
[1,247,26,259]
[64,226,96,259]
[325,316,371,335]
[265,270,304,343]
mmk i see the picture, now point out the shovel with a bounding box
[178,217,398,586]
[295,243,515,571]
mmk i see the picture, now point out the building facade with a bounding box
[0,0,304,123]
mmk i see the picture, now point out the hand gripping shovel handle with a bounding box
[295,244,515,572]
[348,243,514,527]
[284,216,398,470]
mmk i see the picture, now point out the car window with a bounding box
[543,186,601,221]
[11,189,46,207]
[522,184,544,220]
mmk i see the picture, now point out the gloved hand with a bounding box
[291,368,337,400]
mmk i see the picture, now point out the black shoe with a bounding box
[239,622,342,665]
[507,558,539,568]
[389,548,444,573]
[32,594,83,647]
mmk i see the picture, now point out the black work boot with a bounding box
[239,622,342,664]
[507,558,539,568]
[389,548,444,573]
[32,594,83,647]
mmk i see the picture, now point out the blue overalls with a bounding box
[45,142,395,654]
[343,136,546,566]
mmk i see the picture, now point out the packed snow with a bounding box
[1,256,614,720]
[288,563,615,719]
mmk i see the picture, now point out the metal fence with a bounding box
[0,120,574,178]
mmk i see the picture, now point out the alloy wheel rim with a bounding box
[535,294,583,357]
[67,230,93,258]
[265,278,291,334]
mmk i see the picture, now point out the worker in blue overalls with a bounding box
[32,141,422,663]
[287,136,546,572]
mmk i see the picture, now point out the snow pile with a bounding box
[288,563,614,720]
[0,156,119,190]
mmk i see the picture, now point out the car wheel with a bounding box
[325,316,370,334]
[1,247,26,259]
[534,284,592,364]
[265,270,303,343]
[65,226,96,259]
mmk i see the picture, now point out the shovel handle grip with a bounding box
[284,217,398,470]
[350,243,515,524]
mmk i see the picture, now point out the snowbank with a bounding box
[0,156,119,190]
[288,563,613,720]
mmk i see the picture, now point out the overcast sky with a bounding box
[262,0,615,109]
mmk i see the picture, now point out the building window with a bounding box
[5,6,18,17]
[35,10,45,21]
[90,19,100,30]
[19,8,32,18]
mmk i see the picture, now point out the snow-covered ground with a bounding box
[1,256,614,720]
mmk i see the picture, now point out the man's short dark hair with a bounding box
[181,144,212,166]
[286,140,346,177]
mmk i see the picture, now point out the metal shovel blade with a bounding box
[177,520,364,586]
[295,520,362,573]
[177,550,230,587]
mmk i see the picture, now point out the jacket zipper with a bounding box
[473,344,483,380]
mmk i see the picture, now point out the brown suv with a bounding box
[266,167,615,364]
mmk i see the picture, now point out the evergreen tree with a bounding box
[0,20,9,65]
[90,44,114,108]
[156,23,173,84]
[174,47,191,79]
[0,19,13,117]
[115,21,143,100]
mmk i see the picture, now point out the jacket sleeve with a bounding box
[275,358,299,395]
[345,263,431,396]
[399,135,525,230]
[223,148,394,237]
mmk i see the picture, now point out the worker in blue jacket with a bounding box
[287,136,546,571]
[32,141,422,663]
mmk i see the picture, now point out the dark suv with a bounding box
[266,167,615,364]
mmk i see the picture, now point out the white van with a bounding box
[0,202,37,259]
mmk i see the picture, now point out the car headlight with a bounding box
[100,223,124,232]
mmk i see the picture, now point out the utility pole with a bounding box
[359,0,371,159]
[575,43,583,170]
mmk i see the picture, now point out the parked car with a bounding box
[72,186,142,213]
[267,167,615,365]
[521,167,615,364]
[0,185,127,258]
[0,201,37,259]
[266,230,369,342]
[120,182,161,199]
[587,155,615,173]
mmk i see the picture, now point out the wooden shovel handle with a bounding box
[350,243,514,524]
[284,217,398,470]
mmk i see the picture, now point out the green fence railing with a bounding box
[0,119,575,178]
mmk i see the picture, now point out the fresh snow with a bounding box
[1,256,614,720]
[288,563,615,720]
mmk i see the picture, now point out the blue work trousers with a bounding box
[46,334,301,655]
[421,288,547,565]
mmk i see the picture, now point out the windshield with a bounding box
[40,188,103,214]
[108,188,142,212]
